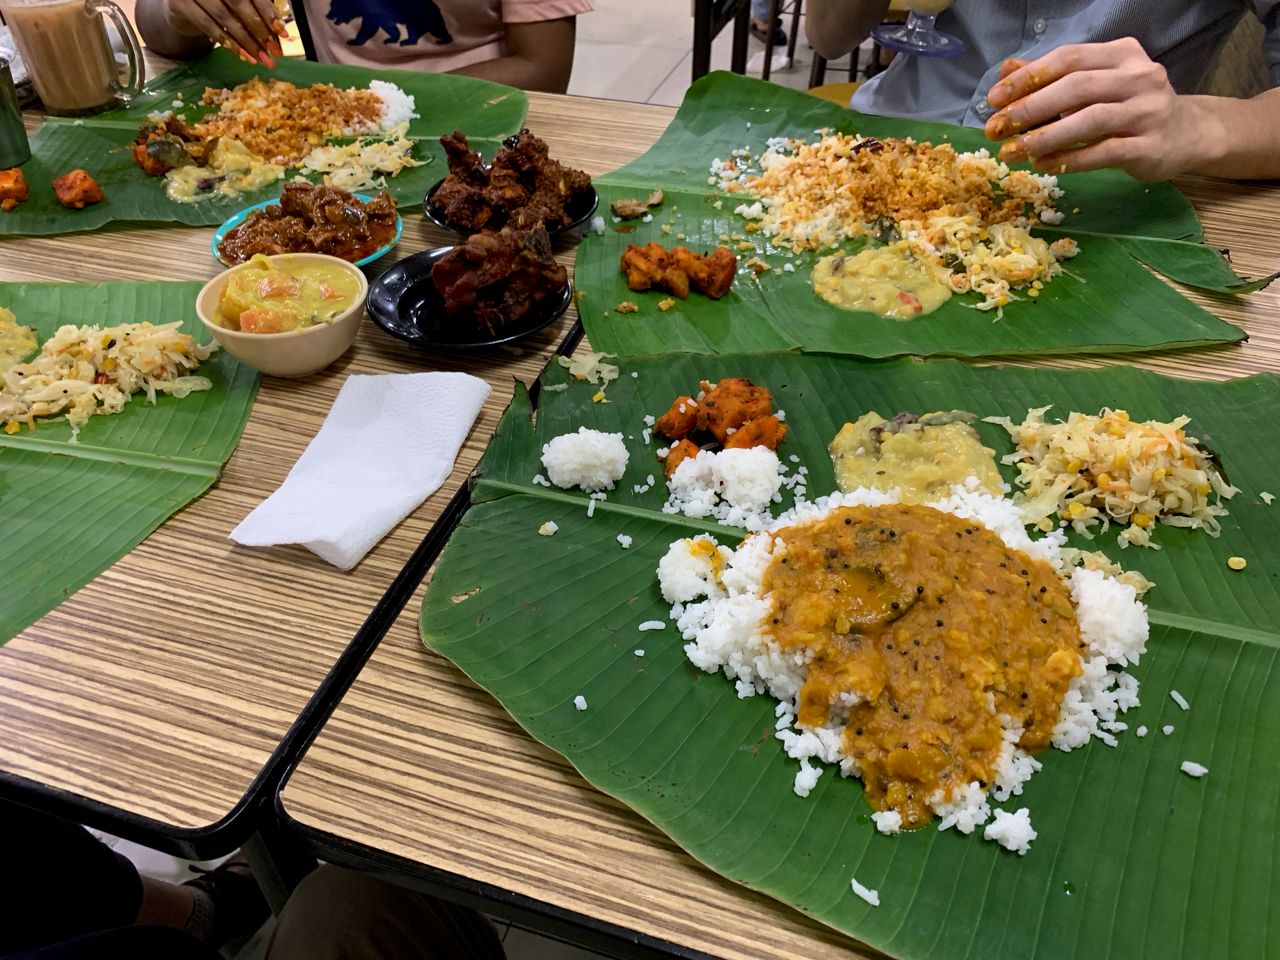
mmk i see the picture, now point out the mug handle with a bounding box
[86,0,147,102]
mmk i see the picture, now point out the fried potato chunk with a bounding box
[696,377,773,443]
[51,169,105,209]
[654,394,699,440]
[663,438,701,477]
[619,242,737,300]
[724,415,788,451]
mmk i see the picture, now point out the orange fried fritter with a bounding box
[696,377,774,443]
[654,394,699,440]
[663,438,701,477]
[619,242,737,300]
[0,168,29,205]
[51,170,104,209]
[724,415,788,451]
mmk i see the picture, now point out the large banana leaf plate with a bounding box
[1,50,527,236]
[0,281,258,642]
[574,73,1275,359]
[421,352,1280,959]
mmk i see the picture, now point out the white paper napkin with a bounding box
[230,372,491,570]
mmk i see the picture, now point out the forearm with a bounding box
[449,54,570,94]
[805,0,889,60]
[1180,88,1280,180]
[134,0,213,60]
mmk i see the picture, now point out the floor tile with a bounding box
[578,0,695,49]
[568,41,688,102]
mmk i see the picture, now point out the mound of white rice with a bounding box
[369,80,419,130]
[541,427,629,492]
[663,447,804,531]
[656,484,1150,857]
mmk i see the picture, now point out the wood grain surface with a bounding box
[278,108,1280,959]
[6,53,1280,958]
[0,86,664,835]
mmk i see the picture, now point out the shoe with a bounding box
[184,855,272,949]
[750,17,787,46]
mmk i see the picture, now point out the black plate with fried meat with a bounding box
[431,129,594,234]
[217,182,399,265]
[431,225,569,335]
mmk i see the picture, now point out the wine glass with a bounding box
[871,2,965,58]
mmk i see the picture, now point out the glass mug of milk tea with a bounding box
[0,0,144,115]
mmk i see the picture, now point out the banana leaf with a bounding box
[0,49,526,236]
[576,72,1270,358]
[0,280,259,642]
[422,352,1280,958]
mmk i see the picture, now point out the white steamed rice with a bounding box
[541,427,629,492]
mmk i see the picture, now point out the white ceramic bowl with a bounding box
[196,253,368,378]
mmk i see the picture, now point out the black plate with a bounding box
[367,246,573,351]
[421,178,599,242]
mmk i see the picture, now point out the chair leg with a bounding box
[808,53,827,89]
[692,0,712,81]
[786,0,802,65]
[730,0,751,74]
[762,0,781,80]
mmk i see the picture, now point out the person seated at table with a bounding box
[805,0,1280,181]
[134,0,593,93]
[4,805,507,960]
[3,803,267,959]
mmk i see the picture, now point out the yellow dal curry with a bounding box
[0,307,37,370]
[830,410,1005,502]
[217,255,362,334]
[812,244,951,319]
[763,504,1084,827]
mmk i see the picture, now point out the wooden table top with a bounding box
[276,105,1280,960]
[0,78,667,845]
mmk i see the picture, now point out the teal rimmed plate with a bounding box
[211,192,403,267]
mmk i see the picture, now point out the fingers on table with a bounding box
[190,0,281,65]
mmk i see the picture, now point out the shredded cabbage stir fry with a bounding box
[988,406,1237,548]
[299,122,422,193]
[0,321,216,441]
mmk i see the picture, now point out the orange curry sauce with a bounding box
[762,504,1084,827]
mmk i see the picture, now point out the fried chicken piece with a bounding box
[0,168,29,211]
[663,438,702,477]
[696,377,774,443]
[434,129,593,234]
[619,242,737,300]
[51,170,104,209]
[431,224,568,335]
[654,394,699,441]
[724,415,787,451]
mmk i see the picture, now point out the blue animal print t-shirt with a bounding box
[303,0,593,71]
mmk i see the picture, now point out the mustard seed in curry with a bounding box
[762,503,1084,828]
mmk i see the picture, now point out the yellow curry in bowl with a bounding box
[216,254,363,334]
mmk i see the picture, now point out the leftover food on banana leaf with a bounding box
[52,170,104,209]
[433,129,593,233]
[0,317,214,439]
[217,182,398,264]
[431,224,568,335]
[216,253,363,334]
[988,406,1237,548]
[659,481,1150,854]
[131,77,419,204]
[0,168,30,212]
[620,242,737,300]
[718,133,1078,314]
[830,410,1003,501]
[611,189,664,220]
[0,307,36,369]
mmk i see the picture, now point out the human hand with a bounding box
[166,0,288,66]
[983,38,1194,181]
